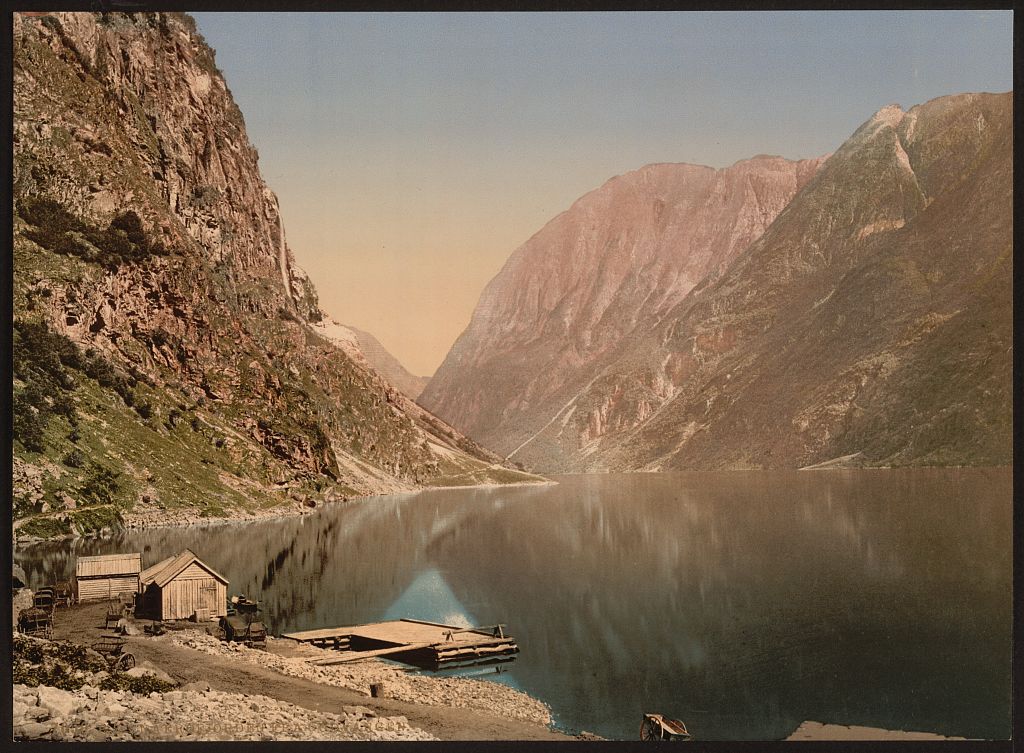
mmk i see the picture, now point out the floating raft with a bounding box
[282,618,519,667]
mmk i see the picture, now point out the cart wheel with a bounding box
[640,717,661,741]
[117,653,136,672]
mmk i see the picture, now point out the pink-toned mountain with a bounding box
[426,92,1012,473]
[419,154,825,458]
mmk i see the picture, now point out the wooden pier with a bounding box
[281,618,519,667]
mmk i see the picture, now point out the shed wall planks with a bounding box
[160,576,226,620]
[77,576,140,602]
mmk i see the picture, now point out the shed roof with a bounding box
[141,549,227,588]
[76,553,142,578]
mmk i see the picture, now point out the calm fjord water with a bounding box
[15,469,1011,740]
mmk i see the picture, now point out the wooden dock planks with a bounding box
[282,618,519,666]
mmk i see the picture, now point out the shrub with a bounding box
[48,641,107,673]
[62,448,86,468]
[70,505,123,534]
[134,401,153,419]
[18,198,162,269]
[14,635,45,664]
[191,185,221,209]
[18,516,72,538]
[77,463,121,507]
[108,210,146,248]
[99,673,176,694]
[13,396,47,452]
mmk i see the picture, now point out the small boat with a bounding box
[640,713,691,741]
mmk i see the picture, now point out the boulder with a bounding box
[342,705,375,718]
[36,685,81,718]
[125,662,175,685]
[14,720,54,739]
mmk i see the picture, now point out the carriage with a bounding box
[32,588,56,613]
[92,638,136,673]
[53,581,75,608]
[17,607,53,639]
[220,595,267,648]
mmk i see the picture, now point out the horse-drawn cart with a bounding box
[32,588,56,613]
[92,638,136,673]
[220,596,266,648]
[53,581,75,608]
[17,607,53,639]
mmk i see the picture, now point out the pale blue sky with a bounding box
[194,11,1012,375]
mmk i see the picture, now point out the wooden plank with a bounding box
[309,642,436,665]
[282,627,358,642]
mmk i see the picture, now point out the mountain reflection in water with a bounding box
[15,469,1010,741]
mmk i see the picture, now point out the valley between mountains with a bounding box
[12,11,1012,541]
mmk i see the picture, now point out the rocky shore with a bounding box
[169,631,552,726]
[13,682,434,742]
[12,599,569,742]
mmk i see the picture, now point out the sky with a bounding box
[193,11,1012,376]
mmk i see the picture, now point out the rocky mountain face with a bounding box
[420,155,826,462]
[423,92,1012,473]
[303,318,428,400]
[12,12,538,538]
[348,328,430,400]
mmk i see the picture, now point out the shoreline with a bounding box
[13,476,555,544]
[14,466,1008,544]
[14,598,573,742]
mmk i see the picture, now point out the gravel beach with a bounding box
[13,597,571,742]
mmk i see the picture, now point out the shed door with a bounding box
[201,582,219,612]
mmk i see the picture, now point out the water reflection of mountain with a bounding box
[15,469,1010,741]
[424,471,1011,740]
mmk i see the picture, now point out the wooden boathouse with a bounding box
[140,549,228,621]
[283,618,519,667]
[75,553,142,602]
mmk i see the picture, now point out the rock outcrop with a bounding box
[422,93,1012,472]
[13,682,435,741]
[12,11,540,537]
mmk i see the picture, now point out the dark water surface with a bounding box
[15,469,1011,740]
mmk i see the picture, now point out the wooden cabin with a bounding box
[140,549,228,621]
[75,553,142,602]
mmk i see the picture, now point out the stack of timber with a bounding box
[282,618,519,667]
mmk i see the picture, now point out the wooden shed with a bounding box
[140,549,228,621]
[75,553,142,602]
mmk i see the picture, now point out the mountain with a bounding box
[12,12,540,538]
[348,327,430,400]
[422,92,1012,473]
[419,155,826,462]
[304,318,429,400]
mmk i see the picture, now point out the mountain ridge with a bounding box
[12,11,541,538]
[422,92,1012,473]
[420,152,827,460]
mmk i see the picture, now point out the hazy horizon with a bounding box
[194,11,1012,376]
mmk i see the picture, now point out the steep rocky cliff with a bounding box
[419,155,825,459]
[12,11,539,538]
[423,93,1012,472]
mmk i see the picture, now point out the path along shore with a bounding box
[13,597,572,742]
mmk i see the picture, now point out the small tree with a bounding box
[78,463,121,507]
